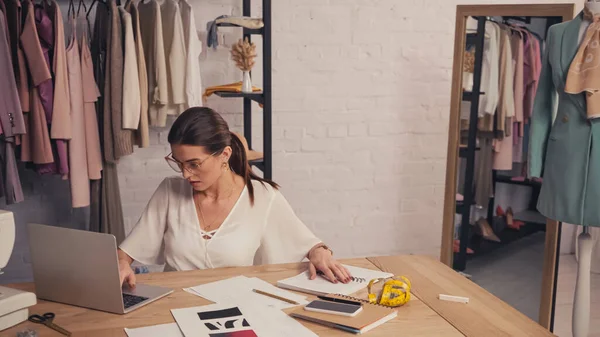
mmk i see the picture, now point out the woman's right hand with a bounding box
[119,259,136,288]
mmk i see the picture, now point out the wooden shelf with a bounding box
[214,91,264,105]
[216,22,264,35]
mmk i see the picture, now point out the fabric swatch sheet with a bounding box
[171,302,317,337]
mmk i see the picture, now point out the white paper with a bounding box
[172,302,317,337]
[186,275,308,309]
[276,264,394,296]
[124,323,184,337]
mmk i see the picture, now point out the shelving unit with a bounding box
[454,17,486,271]
[213,0,272,180]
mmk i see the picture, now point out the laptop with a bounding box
[26,223,173,314]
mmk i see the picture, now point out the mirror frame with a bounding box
[440,4,575,329]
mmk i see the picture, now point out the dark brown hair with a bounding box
[167,107,278,204]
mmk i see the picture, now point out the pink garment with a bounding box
[493,136,513,170]
[66,20,89,208]
[80,30,103,180]
[33,5,53,121]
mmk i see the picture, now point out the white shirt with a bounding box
[119,177,322,272]
[180,0,203,109]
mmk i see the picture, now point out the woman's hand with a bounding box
[119,259,136,288]
[308,247,352,284]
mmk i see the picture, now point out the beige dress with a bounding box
[80,27,103,180]
[138,0,168,127]
[159,0,186,116]
[120,7,141,130]
[180,0,202,109]
[66,20,90,208]
[127,1,149,148]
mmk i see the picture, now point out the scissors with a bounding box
[28,312,71,336]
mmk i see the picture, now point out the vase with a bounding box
[242,71,252,93]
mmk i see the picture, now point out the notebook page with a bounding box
[277,264,393,295]
[185,275,308,309]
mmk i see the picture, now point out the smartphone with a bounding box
[304,299,363,317]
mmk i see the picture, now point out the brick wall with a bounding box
[0,0,581,284]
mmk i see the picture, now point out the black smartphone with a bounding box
[304,299,363,317]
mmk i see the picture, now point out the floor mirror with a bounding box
[440,3,575,331]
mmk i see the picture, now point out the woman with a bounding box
[118,107,351,287]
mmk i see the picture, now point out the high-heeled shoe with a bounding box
[508,220,525,230]
[477,218,501,242]
[506,207,514,227]
[496,205,505,217]
[453,239,474,254]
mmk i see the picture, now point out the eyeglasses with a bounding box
[164,152,218,175]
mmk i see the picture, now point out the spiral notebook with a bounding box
[276,265,393,296]
[289,293,397,334]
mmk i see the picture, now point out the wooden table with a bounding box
[2,255,555,336]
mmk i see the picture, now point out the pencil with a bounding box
[252,289,300,305]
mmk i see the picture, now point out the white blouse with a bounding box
[119,177,322,272]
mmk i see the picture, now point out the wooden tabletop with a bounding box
[1,255,554,336]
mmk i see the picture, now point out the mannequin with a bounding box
[529,1,600,336]
[572,2,598,336]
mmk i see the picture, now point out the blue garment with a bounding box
[206,15,227,50]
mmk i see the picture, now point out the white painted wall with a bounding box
[0,0,583,283]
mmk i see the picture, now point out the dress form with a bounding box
[573,3,600,336]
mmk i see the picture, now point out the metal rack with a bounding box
[215,0,272,179]
[454,18,486,271]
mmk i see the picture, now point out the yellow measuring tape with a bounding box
[367,276,411,307]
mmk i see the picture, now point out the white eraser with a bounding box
[438,294,469,303]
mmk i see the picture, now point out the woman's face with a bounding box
[169,144,231,191]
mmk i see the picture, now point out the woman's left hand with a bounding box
[308,247,352,284]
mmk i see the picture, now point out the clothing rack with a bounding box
[455,15,562,272]
[214,0,272,179]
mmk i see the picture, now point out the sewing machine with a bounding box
[0,211,37,331]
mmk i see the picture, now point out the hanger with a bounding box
[67,0,76,19]
[86,0,107,21]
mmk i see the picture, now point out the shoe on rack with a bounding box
[453,239,474,254]
[506,207,514,227]
[477,218,501,243]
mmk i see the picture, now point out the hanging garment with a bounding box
[0,11,24,204]
[80,22,103,181]
[0,13,25,138]
[90,0,109,233]
[20,0,53,165]
[126,1,149,148]
[159,0,186,117]
[138,0,168,127]
[3,0,26,110]
[119,7,141,130]
[478,20,500,117]
[48,0,71,177]
[180,0,202,109]
[511,32,525,164]
[473,134,494,210]
[32,2,62,176]
[492,28,515,171]
[66,18,90,208]
[530,11,600,226]
[104,0,133,162]
[99,0,127,240]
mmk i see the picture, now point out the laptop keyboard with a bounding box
[123,293,149,309]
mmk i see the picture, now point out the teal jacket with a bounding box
[530,11,600,227]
